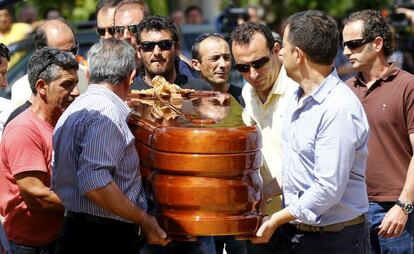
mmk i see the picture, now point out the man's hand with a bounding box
[141,214,171,246]
[378,205,408,238]
[250,216,278,244]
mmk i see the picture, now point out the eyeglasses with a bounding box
[96,26,116,37]
[342,38,374,50]
[114,24,140,37]
[37,52,76,80]
[234,56,270,73]
[139,40,174,52]
[67,43,79,56]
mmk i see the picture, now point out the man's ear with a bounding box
[136,45,142,60]
[273,42,282,55]
[35,79,48,96]
[373,36,384,53]
[295,47,304,64]
[175,42,180,52]
[192,59,201,71]
[128,69,137,87]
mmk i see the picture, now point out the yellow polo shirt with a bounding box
[242,66,298,215]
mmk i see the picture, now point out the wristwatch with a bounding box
[396,200,414,214]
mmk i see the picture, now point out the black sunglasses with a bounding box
[37,52,76,80]
[67,43,79,56]
[139,40,175,52]
[234,56,270,73]
[96,26,116,37]
[114,24,140,36]
[343,38,374,50]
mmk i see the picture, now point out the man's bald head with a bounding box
[34,19,77,52]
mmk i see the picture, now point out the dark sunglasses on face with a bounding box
[234,56,270,73]
[67,43,79,56]
[342,38,374,50]
[139,40,175,52]
[114,24,140,36]
[96,26,116,37]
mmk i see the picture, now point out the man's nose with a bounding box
[249,67,259,80]
[71,85,80,97]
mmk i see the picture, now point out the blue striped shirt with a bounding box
[281,69,369,226]
[52,84,147,222]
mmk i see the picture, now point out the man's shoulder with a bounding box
[393,68,414,85]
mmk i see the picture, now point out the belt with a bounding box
[294,214,365,232]
[64,210,133,226]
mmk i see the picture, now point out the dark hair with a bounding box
[96,0,121,15]
[230,22,275,52]
[34,18,77,50]
[184,5,202,18]
[345,9,393,57]
[137,15,179,43]
[0,43,10,61]
[0,5,14,17]
[191,33,226,61]
[28,47,79,95]
[286,10,338,65]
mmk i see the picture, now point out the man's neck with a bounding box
[360,57,390,88]
[211,82,230,93]
[30,97,59,127]
[298,64,332,98]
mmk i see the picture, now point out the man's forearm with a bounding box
[399,156,414,203]
[85,181,147,225]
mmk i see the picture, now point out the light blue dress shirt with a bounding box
[52,84,147,223]
[281,69,369,226]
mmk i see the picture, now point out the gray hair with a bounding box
[87,38,137,85]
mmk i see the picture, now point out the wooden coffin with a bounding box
[127,91,263,240]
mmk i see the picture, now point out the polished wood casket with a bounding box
[127,91,263,240]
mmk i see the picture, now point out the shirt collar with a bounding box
[307,68,341,104]
[353,63,400,87]
[87,84,131,119]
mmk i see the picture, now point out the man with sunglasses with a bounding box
[250,10,370,253]
[343,10,414,253]
[10,18,88,110]
[133,15,211,92]
[191,33,244,107]
[230,21,298,254]
[113,0,149,47]
[96,0,121,39]
[0,47,79,254]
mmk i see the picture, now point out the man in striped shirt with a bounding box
[51,39,169,254]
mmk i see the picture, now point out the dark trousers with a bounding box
[214,236,247,254]
[56,213,143,254]
[277,222,370,254]
[141,236,216,254]
[9,240,57,254]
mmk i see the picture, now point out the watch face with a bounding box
[406,204,413,213]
